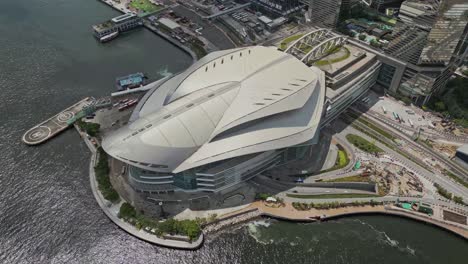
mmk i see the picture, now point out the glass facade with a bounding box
[173,170,198,190]
[377,63,396,88]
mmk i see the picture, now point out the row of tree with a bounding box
[95,147,119,203]
[292,200,384,211]
[434,183,466,205]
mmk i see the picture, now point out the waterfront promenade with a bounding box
[206,201,468,240]
[77,125,203,249]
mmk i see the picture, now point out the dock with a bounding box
[22,98,95,145]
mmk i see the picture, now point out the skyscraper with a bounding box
[366,0,468,104]
[306,0,348,27]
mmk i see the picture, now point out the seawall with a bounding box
[97,0,197,63]
[77,125,204,249]
[209,202,468,240]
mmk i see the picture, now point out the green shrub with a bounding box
[94,147,119,203]
[434,183,452,200]
[77,120,100,137]
[119,202,137,219]
[256,193,271,201]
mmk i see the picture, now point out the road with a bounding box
[351,107,468,180]
[339,122,468,200]
[171,4,236,49]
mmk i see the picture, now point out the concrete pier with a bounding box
[22,97,95,145]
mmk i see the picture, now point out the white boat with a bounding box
[100,31,119,43]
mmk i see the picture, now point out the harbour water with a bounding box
[0,0,466,263]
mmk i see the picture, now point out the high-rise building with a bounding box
[359,0,468,104]
[251,0,304,16]
[398,0,440,30]
[304,0,348,27]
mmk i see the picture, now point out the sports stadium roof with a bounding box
[102,46,326,173]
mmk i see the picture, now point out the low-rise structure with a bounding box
[92,13,143,39]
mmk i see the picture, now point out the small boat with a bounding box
[100,31,119,43]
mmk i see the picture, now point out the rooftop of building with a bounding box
[93,13,140,32]
[102,46,326,174]
[457,144,468,155]
[92,21,115,32]
[313,44,378,100]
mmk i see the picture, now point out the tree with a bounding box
[256,193,270,201]
[434,101,446,112]
[77,120,100,137]
[453,196,465,205]
[370,39,381,48]
[119,202,136,219]
[359,34,366,41]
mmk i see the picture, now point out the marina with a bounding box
[22,98,96,145]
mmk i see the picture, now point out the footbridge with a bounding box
[284,29,347,63]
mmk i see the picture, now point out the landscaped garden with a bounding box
[77,120,100,137]
[313,47,350,66]
[324,174,371,183]
[278,34,303,50]
[317,144,350,174]
[118,202,202,241]
[336,147,349,168]
[346,134,383,154]
[129,0,162,13]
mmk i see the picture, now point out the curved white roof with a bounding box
[102,46,325,173]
